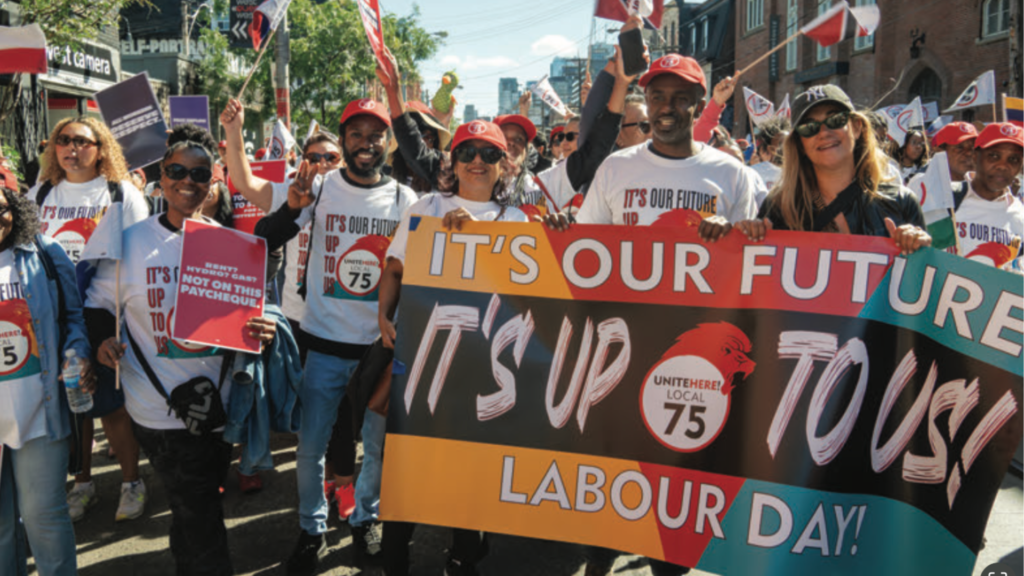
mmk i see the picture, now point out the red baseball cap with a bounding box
[494,114,537,142]
[931,122,978,148]
[340,98,391,127]
[639,54,707,94]
[255,148,267,160]
[974,122,1024,150]
[218,140,227,148]
[451,120,507,152]
[550,126,564,138]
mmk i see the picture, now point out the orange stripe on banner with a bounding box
[380,435,745,565]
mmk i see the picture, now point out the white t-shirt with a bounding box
[536,162,583,216]
[295,172,417,345]
[85,216,229,430]
[749,161,781,204]
[29,177,149,263]
[577,143,761,226]
[0,250,47,448]
[387,193,529,264]
[269,181,312,323]
[953,178,1024,269]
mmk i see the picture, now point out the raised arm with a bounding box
[220,98,275,213]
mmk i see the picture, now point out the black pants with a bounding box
[382,521,487,576]
[134,423,234,576]
[325,395,356,477]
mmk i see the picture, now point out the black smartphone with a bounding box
[618,27,648,77]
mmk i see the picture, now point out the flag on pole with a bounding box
[776,94,791,121]
[249,0,292,50]
[0,24,48,74]
[926,115,953,138]
[268,119,296,160]
[908,152,958,251]
[742,87,775,127]
[594,0,665,29]
[922,101,939,123]
[305,119,320,144]
[1004,94,1024,127]
[800,0,880,47]
[944,71,996,113]
[891,97,924,145]
[532,75,571,118]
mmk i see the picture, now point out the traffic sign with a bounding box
[229,0,260,49]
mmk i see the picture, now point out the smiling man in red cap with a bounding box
[949,122,1023,269]
[928,121,978,183]
[256,97,418,575]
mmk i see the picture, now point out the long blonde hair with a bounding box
[40,116,129,186]
[771,110,883,231]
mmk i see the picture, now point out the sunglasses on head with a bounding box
[454,145,505,165]
[304,152,341,164]
[622,121,651,134]
[796,111,851,138]
[55,135,98,149]
[163,163,213,184]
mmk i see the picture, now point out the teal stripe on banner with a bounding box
[698,479,975,576]
[859,248,1023,376]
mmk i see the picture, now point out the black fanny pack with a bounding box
[126,328,232,436]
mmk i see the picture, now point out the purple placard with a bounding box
[94,72,169,170]
[169,95,210,131]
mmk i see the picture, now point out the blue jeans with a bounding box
[349,409,384,527]
[0,436,76,576]
[297,351,360,535]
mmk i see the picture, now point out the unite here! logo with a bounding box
[468,121,487,135]
[358,99,376,110]
[660,55,682,68]
[1000,124,1020,138]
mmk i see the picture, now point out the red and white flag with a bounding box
[0,24,48,75]
[532,75,571,118]
[776,93,791,120]
[742,87,775,127]
[355,0,391,78]
[944,71,996,113]
[250,0,292,50]
[595,0,665,29]
[800,0,879,48]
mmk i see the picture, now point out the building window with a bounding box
[670,22,677,48]
[982,0,1010,38]
[786,0,798,71]
[701,18,709,51]
[908,68,943,104]
[690,25,696,54]
[747,0,764,31]
[816,0,831,62]
[854,0,876,50]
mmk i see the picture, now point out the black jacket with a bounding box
[758,182,925,236]
[393,112,445,189]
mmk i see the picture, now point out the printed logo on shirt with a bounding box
[0,297,41,381]
[145,266,220,359]
[39,205,108,262]
[620,187,718,226]
[328,235,391,300]
[293,227,311,290]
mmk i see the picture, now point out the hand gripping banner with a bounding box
[380,217,1022,575]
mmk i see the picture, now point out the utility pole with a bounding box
[275,13,291,128]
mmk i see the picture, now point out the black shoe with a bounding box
[352,522,383,561]
[286,530,327,576]
[443,557,480,576]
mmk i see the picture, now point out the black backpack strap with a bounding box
[298,177,327,301]
[108,180,124,204]
[125,326,170,401]
[813,181,862,232]
[35,181,54,207]
[952,181,968,212]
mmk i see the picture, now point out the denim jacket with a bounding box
[15,236,91,442]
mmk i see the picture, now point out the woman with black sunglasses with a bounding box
[85,135,277,576]
[30,115,151,526]
[717,85,931,254]
[377,120,528,576]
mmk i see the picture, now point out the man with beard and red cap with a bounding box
[258,98,417,575]
[948,123,1023,270]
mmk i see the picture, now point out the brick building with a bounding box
[732,0,1015,132]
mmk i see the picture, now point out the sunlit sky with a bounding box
[381,0,621,118]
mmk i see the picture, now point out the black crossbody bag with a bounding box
[125,328,232,436]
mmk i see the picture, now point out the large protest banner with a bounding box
[94,72,168,170]
[172,220,267,353]
[381,218,1022,575]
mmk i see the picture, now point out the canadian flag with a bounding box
[800,1,880,48]
[595,0,665,29]
[0,24,48,75]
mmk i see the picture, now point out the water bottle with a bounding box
[63,349,93,414]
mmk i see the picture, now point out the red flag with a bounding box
[0,24,48,75]
[595,0,665,29]
[800,0,879,48]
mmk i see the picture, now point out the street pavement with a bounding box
[32,429,1024,576]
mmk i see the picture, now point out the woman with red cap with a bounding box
[377,120,528,576]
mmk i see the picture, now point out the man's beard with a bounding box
[343,146,387,178]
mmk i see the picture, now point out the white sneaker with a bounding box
[115,480,147,522]
[67,482,98,523]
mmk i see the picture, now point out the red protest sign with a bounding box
[172,220,267,353]
[227,159,288,234]
[355,0,392,78]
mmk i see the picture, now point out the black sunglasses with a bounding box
[304,152,341,164]
[55,135,98,149]
[551,133,565,144]
[454,145,505,165]
[622,121,651,134]
[163,163,213,184]
[796,111,851,138]
[563,132,579,143]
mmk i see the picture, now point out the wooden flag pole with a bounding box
[114,260,121,390]
[734,30,801,81]
[236,26,279,101]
